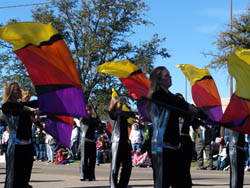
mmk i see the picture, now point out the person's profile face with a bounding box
[159,69,172,89]
[116,100,123,110]
[11,84,22,101]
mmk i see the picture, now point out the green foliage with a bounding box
[0,0,170,119]
[205,7,250,70]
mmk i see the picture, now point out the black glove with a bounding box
[198,110,208,120]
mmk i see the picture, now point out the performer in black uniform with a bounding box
[108,96,136,188]
[1,82,38,188]
[228,130,245,188]
[80,105,99,181]
[146,66,207,188]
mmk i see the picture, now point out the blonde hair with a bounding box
[2,82,19,104]
[109,96,122,111]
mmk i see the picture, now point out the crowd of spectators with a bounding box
[1,112,250,172]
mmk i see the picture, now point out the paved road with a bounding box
[0,161,250,188]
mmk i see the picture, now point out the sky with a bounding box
[0,0,249,103]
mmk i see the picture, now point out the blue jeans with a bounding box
[96,149,103,164]
[46,144,54,162]
[131,143,142,153]
[38,144,46,160]
[70,140,78,160]
[34,143,39,159]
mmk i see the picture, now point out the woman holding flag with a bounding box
[108,96,137,188]
[1,82,39,188]
[146,66,207,188]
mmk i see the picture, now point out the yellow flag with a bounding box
[228,49,250,99]
[111,88,133,124]
[176,64,211,86]
[96,60,139,78]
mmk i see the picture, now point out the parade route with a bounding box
[1,161,250,188]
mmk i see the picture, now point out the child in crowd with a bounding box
[132,148,151,168]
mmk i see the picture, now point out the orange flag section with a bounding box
[192,78,222,108]
[16,42,81,87]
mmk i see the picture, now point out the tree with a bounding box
[0,0,170,118]
[204,7,250,70]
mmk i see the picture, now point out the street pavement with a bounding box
[0,161,250,188]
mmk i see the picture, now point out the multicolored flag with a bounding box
[177,64,223,122]
[96,60,150,121]
[220,49,250,134]
[0,22,87,147]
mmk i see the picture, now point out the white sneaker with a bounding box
[223,165,230,171]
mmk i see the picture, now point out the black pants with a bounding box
[13,144,34,188]
[179,136,193,188]
[80,141,96,180]
[110,142,132,188]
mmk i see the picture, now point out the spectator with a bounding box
[132,148,151,168]
[215,139,230,170]
[96,135,104,165]
[45,133,55,163]
[34,127,46,161]
[0,118,7,155]
[141,121,153,159]
[194,125,215,170]
[70,120,80,160]
[129,122,145,154]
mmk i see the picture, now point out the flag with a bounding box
[96,60,150,121]
[220,49,250,134]
[0,22,88,147]
[177,64,223,122]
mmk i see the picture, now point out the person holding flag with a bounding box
[146,66,207,188]
[108,96,137,188]
[1,82,39,188]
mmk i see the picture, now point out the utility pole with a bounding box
[230,0,233,97]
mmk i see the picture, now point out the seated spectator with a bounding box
[215,139,230,171]
[55,148,69,165]
[132,148,151,168]
[96,134,111,165]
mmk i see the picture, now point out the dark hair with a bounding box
[146,66,167,120]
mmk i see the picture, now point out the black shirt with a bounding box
[152,88,188,147]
